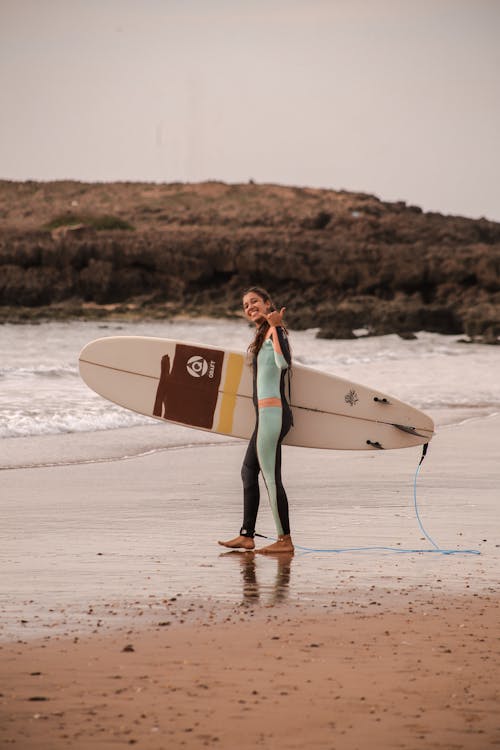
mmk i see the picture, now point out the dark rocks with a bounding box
[314,296,465,339]
[463,303,500,344]
[0,265,63,306]
[300,211,332,230]
[0,181,499,342]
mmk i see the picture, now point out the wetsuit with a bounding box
[240,327,293,538]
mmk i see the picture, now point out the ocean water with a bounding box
[1,319,499,639]
[1,318,499,449]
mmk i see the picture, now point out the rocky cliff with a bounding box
[0,180,499,341]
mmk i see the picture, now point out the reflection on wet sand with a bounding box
[219,551,294,605]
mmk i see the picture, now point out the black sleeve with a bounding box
[276,326,292,366]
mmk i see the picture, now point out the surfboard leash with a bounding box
[256,443,480,556]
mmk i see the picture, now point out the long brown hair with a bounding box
[244,286,290,361]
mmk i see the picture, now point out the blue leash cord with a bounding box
[258,447,481,556]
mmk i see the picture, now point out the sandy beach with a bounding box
[1,414,499,748]
[2,3,500,746]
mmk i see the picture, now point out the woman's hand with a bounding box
[266,307,286,327]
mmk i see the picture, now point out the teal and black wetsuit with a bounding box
[240,327,293,539]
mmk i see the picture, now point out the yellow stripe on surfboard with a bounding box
[217,353,245,434]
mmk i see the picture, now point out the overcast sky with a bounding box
[1,0,499,221]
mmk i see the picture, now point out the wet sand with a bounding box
[1,415,499,747]
[1,593,499,750]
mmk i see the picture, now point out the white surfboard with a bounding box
[78,336,434,451]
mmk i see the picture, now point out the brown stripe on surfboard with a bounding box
[152,344,224,429]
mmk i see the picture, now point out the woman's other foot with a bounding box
[218,535,255,550]
[256,535,294,554]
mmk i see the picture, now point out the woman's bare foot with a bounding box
[256,534,294,554]
[218,535,255,550]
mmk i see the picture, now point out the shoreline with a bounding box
[1,407,496,472]
[0,304,496,346]
[0,305,241,325]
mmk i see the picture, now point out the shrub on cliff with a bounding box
[44,213,134,231]
[300,211,332,230]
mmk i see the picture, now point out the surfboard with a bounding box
[78,336,434,451]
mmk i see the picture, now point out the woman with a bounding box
[218,287,294,554]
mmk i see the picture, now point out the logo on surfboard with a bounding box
[186,355,216,379]
[186,355,208,378]
[344,388,359,406]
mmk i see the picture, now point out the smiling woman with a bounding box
[218,287,294,554]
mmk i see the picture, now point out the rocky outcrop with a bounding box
[0,181,499,342]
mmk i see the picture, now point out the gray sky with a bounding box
[1,0,499,221]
